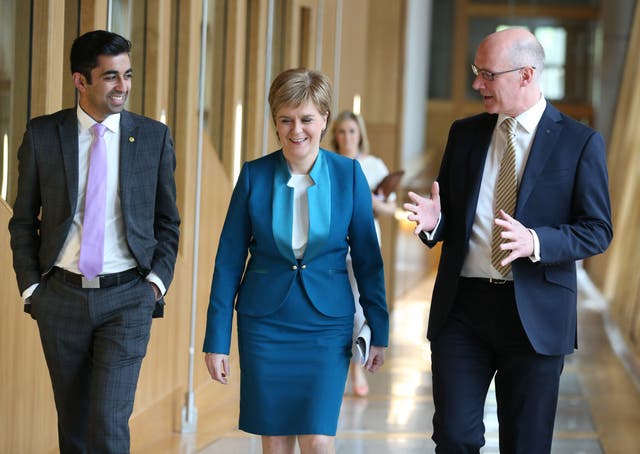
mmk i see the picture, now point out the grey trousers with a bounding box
[30,271,157,454]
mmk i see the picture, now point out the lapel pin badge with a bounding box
[129,136,135,142]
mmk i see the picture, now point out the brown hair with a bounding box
[268,68,333,138]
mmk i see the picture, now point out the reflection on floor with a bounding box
[198,265,640,454]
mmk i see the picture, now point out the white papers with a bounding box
[355,322,371,365]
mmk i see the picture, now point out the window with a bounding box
[1,0,32,203]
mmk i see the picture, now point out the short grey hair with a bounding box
[509,34,545,77]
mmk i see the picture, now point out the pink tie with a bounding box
[78,123,107,280]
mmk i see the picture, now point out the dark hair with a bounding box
[70,30,131,83]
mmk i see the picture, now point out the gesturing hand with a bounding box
[403,181,441,235]
[493,210,534,266]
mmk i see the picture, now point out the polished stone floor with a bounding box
[135,223,639,454]
[197,266,640,454]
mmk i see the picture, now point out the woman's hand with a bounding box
[365,346,386,372]
[372,190,397,217]
[205,353,230,384]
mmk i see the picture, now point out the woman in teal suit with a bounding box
[203,68,389,454]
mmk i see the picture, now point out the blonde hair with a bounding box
[330,111,371,156]
[268,68,333,139]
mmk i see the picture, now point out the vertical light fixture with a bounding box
[333,0,343,115]
[352,94,361,115]
[107,0,112,30]
[262,0,275,157]
[1,133,8,200]
[233,102,243,183]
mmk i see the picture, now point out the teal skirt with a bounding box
[237,277,353,436]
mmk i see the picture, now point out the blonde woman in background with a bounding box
[331,111,397,397]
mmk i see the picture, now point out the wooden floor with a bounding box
[135,225,640,453]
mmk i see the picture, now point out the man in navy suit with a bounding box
[8,31,180,453]
[404,28,612,453]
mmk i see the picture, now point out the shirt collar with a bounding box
[498,95,547,134]
[76,105,121,134]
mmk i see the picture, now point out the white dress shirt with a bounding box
[54,106,137,274]
[460,96,547,279]
[22,106,165,300]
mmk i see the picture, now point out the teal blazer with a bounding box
[203,149,388,354]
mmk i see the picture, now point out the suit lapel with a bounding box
[118,111,139,205]
[272,152,296,261]
[58,110,80,213]
[516,104,562,215]
[304,150,331,260]
[465,114,498,239]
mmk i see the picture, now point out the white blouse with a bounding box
[287,174,314,259]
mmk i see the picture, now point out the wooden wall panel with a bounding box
[0,200,58,454]
[335,0,368,113]
[31,0,66,116]
[130,0,240,443]
[588,3,640,356]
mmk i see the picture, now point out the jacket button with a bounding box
[301,264,307,269]
[291,265,298,270]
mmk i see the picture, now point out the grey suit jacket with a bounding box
[8,108,180,315]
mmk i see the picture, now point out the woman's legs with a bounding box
[262,435,335,454]
[262,435,296,454]
[349,361,369,396]
[298,435,335,454]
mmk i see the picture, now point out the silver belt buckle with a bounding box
[81,276,101,289]
[489,278,508,284]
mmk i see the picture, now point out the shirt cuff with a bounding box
[528,228,541,262]
[419,213,442,242]
[145,272,167,296]
[22,283,39,302]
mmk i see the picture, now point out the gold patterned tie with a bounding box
[491,117,518,276]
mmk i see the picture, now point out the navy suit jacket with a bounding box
[203,149,389,354]
[8,108,180,316]
[423,103,612,355]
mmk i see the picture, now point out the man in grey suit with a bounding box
[8,30,180,453]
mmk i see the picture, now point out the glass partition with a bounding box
[466,18,595,103]
[110,0,148,115]
[1,0,32,204]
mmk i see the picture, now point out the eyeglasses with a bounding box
[471,63,535,82]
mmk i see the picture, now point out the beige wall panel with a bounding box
[220,0,248,174]
[79,0,108,33]
[244,0,268,161]
[362,0,405,306]
[191,137,241,404]
[127,0,198,431]
[588,4,640,351]
[336,0,368,113]
[363,0,403,125]
[31,0,66,116]
[0,201,58,453]
[144,0,173,121]
[130,0,237,442]
[319,0,338,82]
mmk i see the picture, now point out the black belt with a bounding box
[460,276,513,286]
[52,267,140,289]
